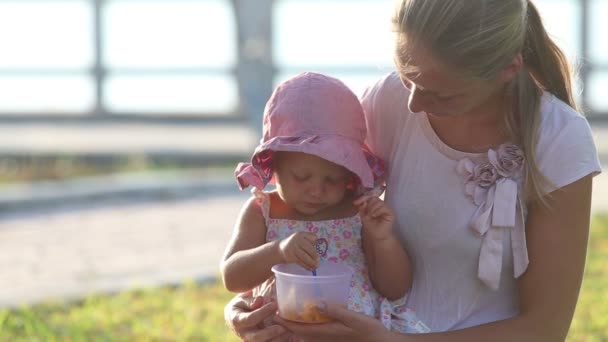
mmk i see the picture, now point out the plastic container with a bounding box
[272,261,353,323]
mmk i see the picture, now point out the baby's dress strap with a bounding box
[378,296,431,333]
[252,188,271,223]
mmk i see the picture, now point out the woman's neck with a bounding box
[428,90,511,153]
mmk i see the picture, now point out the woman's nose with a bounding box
[408,88,433,113]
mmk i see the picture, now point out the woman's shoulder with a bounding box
[538,93,588,133]
[371,71,407,94]
[535,93,601,191]
[536,93,596,152]
[362,72,410,110]
[361,72,414,160]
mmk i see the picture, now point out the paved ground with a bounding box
[0,122,256,156]
[0,183,249,307]
[0,122,606,308]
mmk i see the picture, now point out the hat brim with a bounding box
[250,135,377,189]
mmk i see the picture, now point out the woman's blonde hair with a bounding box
[393,0,577,204]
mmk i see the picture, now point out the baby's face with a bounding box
[273,152,352,217]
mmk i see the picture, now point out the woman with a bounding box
[225,0,601,340]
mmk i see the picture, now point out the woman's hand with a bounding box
[274,302,396,342]
[278,232,319,270]
[225,291,292,341]
[354,195,396,241]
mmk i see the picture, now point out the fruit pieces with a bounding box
[282,301,333,323]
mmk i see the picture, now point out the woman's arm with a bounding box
[513,173,592,340]
[356,196,412,300]
[225,291,291,341]
[403,174,593,341]
[221,197,284,292]
[281,175,593,342]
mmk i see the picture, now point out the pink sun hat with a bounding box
[235,72,384,191]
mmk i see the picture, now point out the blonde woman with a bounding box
[226,0,601,341]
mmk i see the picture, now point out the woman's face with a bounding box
[399,49,505,118]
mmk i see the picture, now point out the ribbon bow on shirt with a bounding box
[457,147,529,291]
[470,178,529,290]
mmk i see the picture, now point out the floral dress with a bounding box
[251,189,430,333]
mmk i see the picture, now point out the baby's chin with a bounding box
[294,205,326,217]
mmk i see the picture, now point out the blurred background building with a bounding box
[0,0,606,312]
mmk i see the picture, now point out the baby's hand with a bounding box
[278,232,319,270]
[354,195,396,241]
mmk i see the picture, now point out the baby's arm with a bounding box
[355,196,412,300]
[221,197,319,293]
[221,197,281,292]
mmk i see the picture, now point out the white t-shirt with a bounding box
[361,72,602,332]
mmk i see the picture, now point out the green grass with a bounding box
[568,214,608,342]
[0,281,239,342]
[0,215,606,341]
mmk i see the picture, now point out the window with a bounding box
[589,0,608,113]
[0,0,237,116]
[0,0,605,119]
[103,0,237,114]
[273,0,395,97]
[0,1,94,113]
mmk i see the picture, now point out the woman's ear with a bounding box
[500,53,524,83]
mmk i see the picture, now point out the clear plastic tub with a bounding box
[272,261,353,323]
